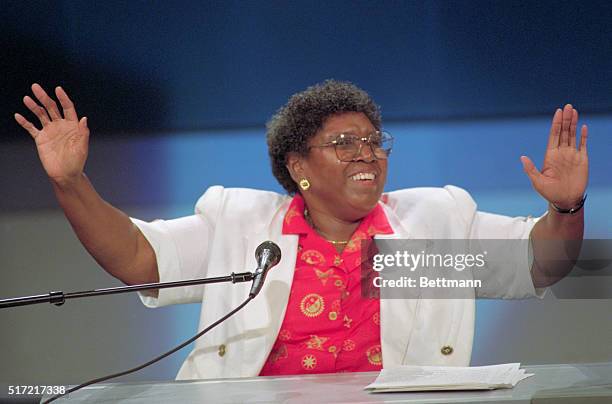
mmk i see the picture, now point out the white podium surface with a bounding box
[44,362,612,403]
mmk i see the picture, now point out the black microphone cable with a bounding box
[43,295,254,403]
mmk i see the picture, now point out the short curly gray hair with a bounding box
[266,80,382,194]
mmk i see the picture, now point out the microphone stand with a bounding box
[6,239,281,403]
[0,272,254,309]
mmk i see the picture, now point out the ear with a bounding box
[286,152,307,184]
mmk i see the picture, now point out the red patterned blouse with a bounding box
[259,194,393,376]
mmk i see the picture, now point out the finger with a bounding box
[78,116,90,138]
[31,83,62,120]
[520,155,543,183]
[546,108,562,149]
[559,104,573,146]
[569,109,578,149]
[23,95,50,125]
[14,113,40,139]
[55,86,78,121]
[579,124,588,152]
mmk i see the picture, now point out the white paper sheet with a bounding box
[365,363,534,393]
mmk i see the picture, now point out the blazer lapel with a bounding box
[240,201,299,376]
[377,203,420,368]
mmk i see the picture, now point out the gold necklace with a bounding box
[303,209,350,245]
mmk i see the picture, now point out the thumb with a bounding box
[520,155,542,183]
[79,117,90,137]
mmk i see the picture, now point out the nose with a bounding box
[353,139,377,162]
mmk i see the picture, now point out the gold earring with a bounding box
[299,178,311,191]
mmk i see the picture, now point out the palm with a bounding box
[521,104,589,209]
[36,120,87,179]
[15,84,89,182]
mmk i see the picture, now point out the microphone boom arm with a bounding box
[0,271,254,309]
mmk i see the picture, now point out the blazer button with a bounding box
[218,344,226,357]
[441,345,453,356]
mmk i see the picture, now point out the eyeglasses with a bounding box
[308,131,394,162]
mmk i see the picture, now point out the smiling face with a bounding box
[287,112,388,221]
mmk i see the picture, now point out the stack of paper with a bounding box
[365,363,533,393]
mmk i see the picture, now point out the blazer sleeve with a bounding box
[445,185,547,299]
[131,186,225,307]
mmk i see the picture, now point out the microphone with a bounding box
[249,241,282,298]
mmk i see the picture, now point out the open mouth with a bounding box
[350,172,377,181]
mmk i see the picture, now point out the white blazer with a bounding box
[133,185,542,380]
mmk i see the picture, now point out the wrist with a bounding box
[50,172,87,192]
[550,194,587,215]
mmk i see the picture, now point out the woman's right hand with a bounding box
[14,84,89,186]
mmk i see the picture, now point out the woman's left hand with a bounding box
[520,104,589,209]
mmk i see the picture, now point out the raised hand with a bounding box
[520,104,588,210]
[14,84,89,185]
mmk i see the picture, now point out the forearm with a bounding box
[52,173,159,285]
[529,206,584,288]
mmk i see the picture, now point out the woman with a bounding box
[14,80,587,379]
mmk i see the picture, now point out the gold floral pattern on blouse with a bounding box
[300,293,325,317]
[305,335,329,351]
[314,268,335,286]
[301,249,326,266]
[366,345,382,366]
[302,354,317,370]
